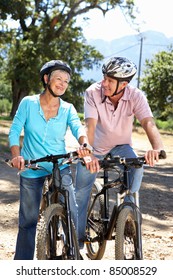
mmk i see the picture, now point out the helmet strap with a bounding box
[111,80,127,96]
[111,87,125,96]
[47,83,59,98]
[45,74,59,98]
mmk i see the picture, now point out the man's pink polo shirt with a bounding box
[84,81,153,155]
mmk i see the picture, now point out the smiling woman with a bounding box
[7,58,92,260]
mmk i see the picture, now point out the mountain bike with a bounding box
[6,151,80,260]
[85,150,166,260]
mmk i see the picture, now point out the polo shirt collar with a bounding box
[101,84,130,103]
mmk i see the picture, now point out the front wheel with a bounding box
[115,207,142,260]
[36,203,80,260]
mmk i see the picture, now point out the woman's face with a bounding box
[45,70,70,96]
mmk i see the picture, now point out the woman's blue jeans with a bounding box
[75,144,144,249]
[14,167,77,260]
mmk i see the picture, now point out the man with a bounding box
[75,56,164,250]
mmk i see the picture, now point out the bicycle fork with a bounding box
[65,190,76,259]
[54,164,77,259]
[123,167,143,259]
[133,192,143,259]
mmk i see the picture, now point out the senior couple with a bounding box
[9,57,164,259]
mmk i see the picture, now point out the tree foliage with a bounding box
[141,47,173,121]
[0,0,135,117]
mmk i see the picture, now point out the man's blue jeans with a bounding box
[75,144,144,249]
[14,167,77,260]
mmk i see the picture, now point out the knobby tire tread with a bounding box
[36,203,79,260]
[115,207,137,260]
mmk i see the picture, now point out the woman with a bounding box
[8,60,91,259]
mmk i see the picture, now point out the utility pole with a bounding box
[134,35,144,130]
[137,35,144,88]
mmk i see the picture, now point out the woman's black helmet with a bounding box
[102,57,137,82]
[40,60,72,87]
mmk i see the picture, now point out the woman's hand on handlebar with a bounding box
[10,155,25,170]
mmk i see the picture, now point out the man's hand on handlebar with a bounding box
[145,149,164,167]
[83,154,100,173]
[76,144,100,173]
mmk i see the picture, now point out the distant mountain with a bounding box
[83,30,173,86]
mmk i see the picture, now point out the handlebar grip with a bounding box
[70,151,78,157]
[5,159,31,167]
[5,159,13,167]
[159,150,166,159]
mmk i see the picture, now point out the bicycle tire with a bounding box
[115,207,141,260]
[86,182,107,260]
[36,203,80,260]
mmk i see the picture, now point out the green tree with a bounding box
[0,99,11,115]
[141,47,173,121]
[0,0,135,117]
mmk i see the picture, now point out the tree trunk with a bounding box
[10,79,28,118]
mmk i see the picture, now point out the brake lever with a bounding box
[61,152,78,165]
[16,164,42,175]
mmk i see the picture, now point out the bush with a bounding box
[0,99,11,115]
[78,112,84,123]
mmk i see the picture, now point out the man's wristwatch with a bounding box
[82,143,94,153]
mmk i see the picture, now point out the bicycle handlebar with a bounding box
[99,150,166,169]
[5,151,78,169]
[5,150,166,170]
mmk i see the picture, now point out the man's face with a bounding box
[102,75,127,97]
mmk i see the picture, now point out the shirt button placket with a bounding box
[42,122,48,144]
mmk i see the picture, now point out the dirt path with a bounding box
[0,122,173,260]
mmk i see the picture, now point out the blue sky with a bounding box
[77,0,173,41]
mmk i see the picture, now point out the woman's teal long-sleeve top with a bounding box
[8,94,85,178]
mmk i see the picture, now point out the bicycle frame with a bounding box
[87,162,143,259]
[5,151,80,259]
[41,161,76,258]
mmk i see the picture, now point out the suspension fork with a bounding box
[125,165,143,259]
[53,163,75,258]
[132,192,143,259]
[63,189,75,258]
[103,169,110,223]
[124,166,143,259]
[135,208,143,259]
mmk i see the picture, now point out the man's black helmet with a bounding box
[40,60,72,87]
[102,57,137,82]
